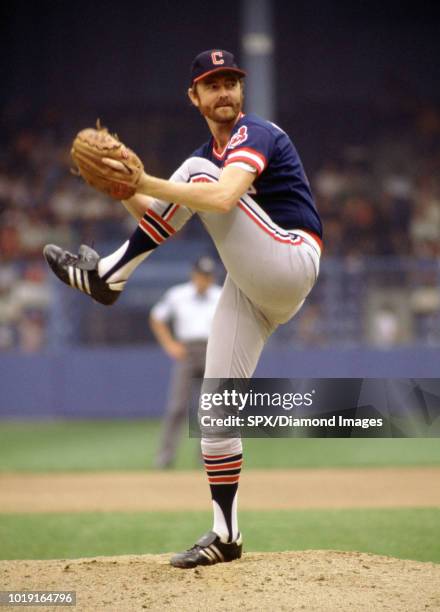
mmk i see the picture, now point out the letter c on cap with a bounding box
[211,51,224,65]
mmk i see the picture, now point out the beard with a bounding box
[199,97,243,124]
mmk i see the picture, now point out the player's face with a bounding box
[189,73,243,124]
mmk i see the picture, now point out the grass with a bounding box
[1,420,440,472]
[0,508,439,563]
[1,421,438,564]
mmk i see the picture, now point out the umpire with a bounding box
[150,256,222,468]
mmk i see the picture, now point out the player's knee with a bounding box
[184,156,221,181]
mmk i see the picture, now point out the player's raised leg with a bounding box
[43,190,193,305]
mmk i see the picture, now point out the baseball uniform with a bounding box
[43,49,322,568]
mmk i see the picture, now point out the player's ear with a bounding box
[188,86,199,108]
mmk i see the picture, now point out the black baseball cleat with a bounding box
[43,244,122,306]
[170,531,243,569]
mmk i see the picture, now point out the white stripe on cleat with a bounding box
[68,266,75,288]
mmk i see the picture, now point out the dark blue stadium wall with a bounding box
[1,348,438,419]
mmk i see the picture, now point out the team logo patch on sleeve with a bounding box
[228,125,248,149]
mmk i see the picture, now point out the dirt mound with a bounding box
[1,550,439,611]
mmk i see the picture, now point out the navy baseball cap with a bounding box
[190,49,246,86]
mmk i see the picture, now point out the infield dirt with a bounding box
[2,467,440,512]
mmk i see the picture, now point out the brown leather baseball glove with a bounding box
[71,121,144,200]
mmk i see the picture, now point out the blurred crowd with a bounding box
[315,105,440,259]
[0,124,134,351]
[1,104,439,351]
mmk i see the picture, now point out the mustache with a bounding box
[215,99,234,108]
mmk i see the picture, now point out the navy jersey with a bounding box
[191,113,322,238]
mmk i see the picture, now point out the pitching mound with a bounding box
[2,550,439,611]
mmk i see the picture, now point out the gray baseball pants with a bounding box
[150,156,320,385]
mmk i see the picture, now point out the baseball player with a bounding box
[43,49,323,568]
[150,256,222,469]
